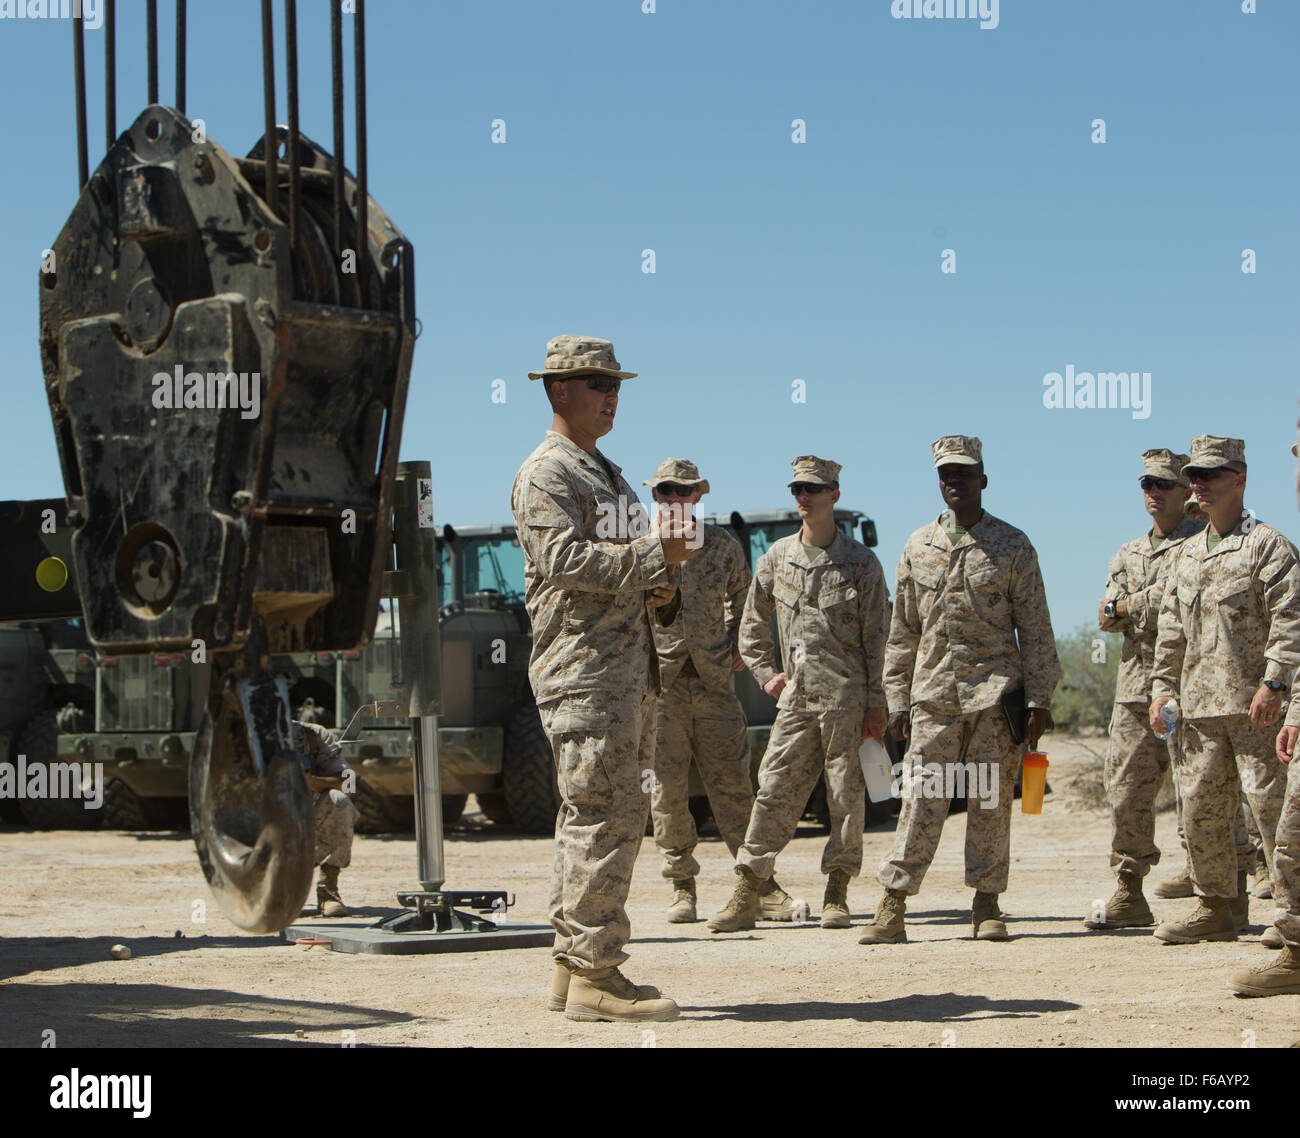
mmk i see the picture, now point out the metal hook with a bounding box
[189,665,315,933]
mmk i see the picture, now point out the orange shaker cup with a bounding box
[1020,751,1049,814]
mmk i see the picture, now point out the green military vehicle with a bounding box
[0,620,98,827]
[8,523,553,835]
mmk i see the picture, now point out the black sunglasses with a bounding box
[1184,467,1234,482]
[656,484,695,497]
[790,483,831,496]
[1140,477,1177,491]
[571,375,621,394]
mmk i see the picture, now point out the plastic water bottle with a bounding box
[1155,699,1180,739]
[858,737,894,803]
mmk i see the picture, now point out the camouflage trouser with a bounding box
[650,672,756,881]
[1105,701,1172,876]
[1273,753,1300,947]
[878,702,1023,896]
[314,789,358,868]
[538,690,656,973]
[735,705,866,880]
[1181,715,1286,898]
[1170,724,1255,872]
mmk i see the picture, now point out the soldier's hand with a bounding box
[1097,599,1114,631]
[1249,683,1283,727]
[659,517,701,565]
[1277,725,1298,764]
[888,710,910,742]
[1149,696,1174,734]
[1025,708,1049,750]
[764,673,788,698]
[305,774,330,793]
[645,582,677,609]
[731,647,746,672]
[863,706,888,740]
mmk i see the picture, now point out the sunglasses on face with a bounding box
[656,484,694,497]
[1140,477,1177,491]
[790,483,830,497]
[1185,467,1233,483]
[574,375,621,394]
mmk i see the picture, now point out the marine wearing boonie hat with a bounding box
[644,458,710,495]
[786,455,841,487]
[1140,448,1191,486]
[528,334,637,381]
[1186,434,1246,473]
[931,435,982,468]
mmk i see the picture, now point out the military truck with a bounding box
[0,620,97,827]
[10,523,547,835]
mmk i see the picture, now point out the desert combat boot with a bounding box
[1152,860,1194,899]
[1153,896,1238,944]
[317,864,349,918]
[707,865,762,933]
[549,964,659,1012]
[1252,864,1274,900]
[820,869,852,929]
[972,891,1009,941]
[759,876,801,921]
[1229,870,1250,932]
[1083,870,1154,930]
[1229,945,1300,997]
[666,878,697,923]
[564,968,680,1023]
[858,888,908,944]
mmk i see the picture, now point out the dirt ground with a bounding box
[1,733,1296,1049]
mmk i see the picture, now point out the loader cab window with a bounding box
[436,539,451,609]
[462,535,526,605]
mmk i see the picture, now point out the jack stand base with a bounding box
[283,888,552,954]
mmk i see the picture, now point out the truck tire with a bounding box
[101,778,150,829]
[16,714,101,830]
[353,780,396,834]
[476,792,513,825]
[0,759,22,822]
[502,704,561,835]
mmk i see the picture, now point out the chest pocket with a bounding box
[963,552,1008,620]
[773,571,802,612]
[1209,574,1257,651]
[819,578,860,641]
[909,557,946,621]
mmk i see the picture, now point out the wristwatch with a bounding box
[1103,600,1119,620]
[1264,680,1287,693]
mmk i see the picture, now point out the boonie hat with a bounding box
[644,458,710,494]
[528,334,637,381]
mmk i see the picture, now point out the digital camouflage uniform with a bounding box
[512,430,673,973]
[881,510,1061,896]
[1102,513,1204,877]
[1273,695,1300,946]
[736,529,890,879]
[650,522,756,880]
[292,720,357,869]
[1150,507,1300,900]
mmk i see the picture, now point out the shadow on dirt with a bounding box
[0,975,419,1047]
[689,991,1079,1023]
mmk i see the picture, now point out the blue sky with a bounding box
[1,0,1296,636]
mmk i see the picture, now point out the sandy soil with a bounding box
[1,733,1295,1048]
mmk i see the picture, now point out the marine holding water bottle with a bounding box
[1084,449,1203,932]
[1149,435,1300,946]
